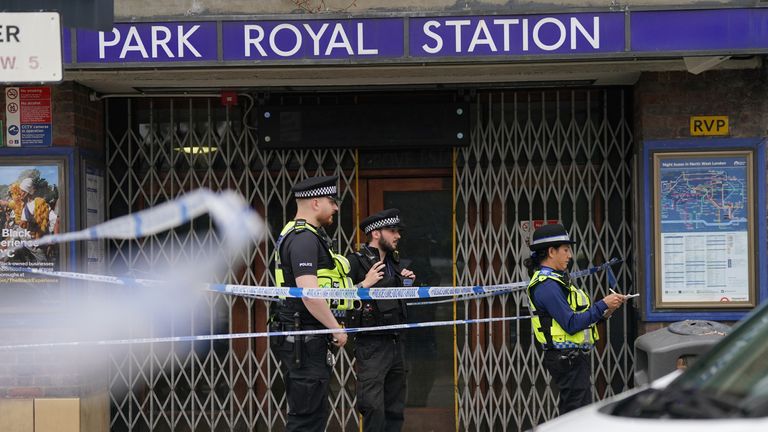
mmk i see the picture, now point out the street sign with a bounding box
[0,12,62,83]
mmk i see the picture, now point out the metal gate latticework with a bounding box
[455,89,637,431]
[105,90,636,432]
[105,98,358,432]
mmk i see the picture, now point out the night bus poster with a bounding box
[653,151,755,308]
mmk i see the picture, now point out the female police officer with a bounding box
[524,223,625,414]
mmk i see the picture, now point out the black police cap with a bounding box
[529,223,576,250]
[360,208,406,234]
[291,175,339,199]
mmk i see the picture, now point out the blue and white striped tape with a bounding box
[8,266,525,300]
[10,259,620,302]
[406,258,623,306]
[0,315,532,351]
[11,188,265,256]
[3,184,621,303]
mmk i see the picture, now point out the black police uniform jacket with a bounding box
[346,245,408,329]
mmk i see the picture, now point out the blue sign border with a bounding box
[60,7,768,68]
[642,138,767,321]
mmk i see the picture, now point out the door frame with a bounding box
[355,170,457,432]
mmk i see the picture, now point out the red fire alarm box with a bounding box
[221,91,238,106]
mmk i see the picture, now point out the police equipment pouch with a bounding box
[558,349,583,366]
[267,303,285,348]
[361,302,376,327]
[326,337,339,367]
[268,320,285,348]
[376,300,401,326]
[293,312,303,367]
[346,307,362,328]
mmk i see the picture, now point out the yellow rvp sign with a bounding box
[690,116,729,136]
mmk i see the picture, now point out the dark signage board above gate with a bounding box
[63,8,768,67]
[258,102,470,149]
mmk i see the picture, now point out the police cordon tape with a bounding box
[407,257,623,306]
[0,315,532,351]
[11,256,622,302]
[3,185,622,303]
[7,188,265,258]
[9,266,523,299]
[0,188,619,350]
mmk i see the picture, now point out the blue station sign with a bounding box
[62,8,768,67]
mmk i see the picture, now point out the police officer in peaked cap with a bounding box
[523,223,625,415]
[346,208,415,432]
[271,175,353,432]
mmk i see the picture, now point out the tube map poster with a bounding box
[657,153,751,305]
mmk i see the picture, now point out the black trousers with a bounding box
[355,334,407,432]
[276,337,331,432]
[543,349,593,415]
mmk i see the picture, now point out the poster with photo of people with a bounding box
[0,161,64,291]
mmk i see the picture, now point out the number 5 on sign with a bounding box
[0,12,62,83]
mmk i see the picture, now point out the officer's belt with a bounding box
[356,332,400,340]
[285,334,324,343]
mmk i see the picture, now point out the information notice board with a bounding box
[653,150,756,308]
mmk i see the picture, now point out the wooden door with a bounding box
[360,176,455,432]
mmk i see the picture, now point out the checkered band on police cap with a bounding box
[363,216,401,233]
[291,175,339,199]
[360,208,405,233]
[294,185,337,198]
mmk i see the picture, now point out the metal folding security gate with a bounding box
[104,89,635,431]
[456,89,636,431]
[105,97,359,431]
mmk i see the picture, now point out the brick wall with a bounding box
[51,81,105,152]
[634,68,768,141]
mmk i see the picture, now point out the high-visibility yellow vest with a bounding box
[274,220,355,312]
[526,268,599,349]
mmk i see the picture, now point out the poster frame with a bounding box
[0,147,77,316]
[80,153,106,275]
[642,138,767,321]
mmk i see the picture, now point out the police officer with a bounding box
[347,209,414,432]
[271,175,353,432]
[524,223,625,414]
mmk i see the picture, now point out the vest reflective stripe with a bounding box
[274,220,355,311]
[526,269,599,348]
